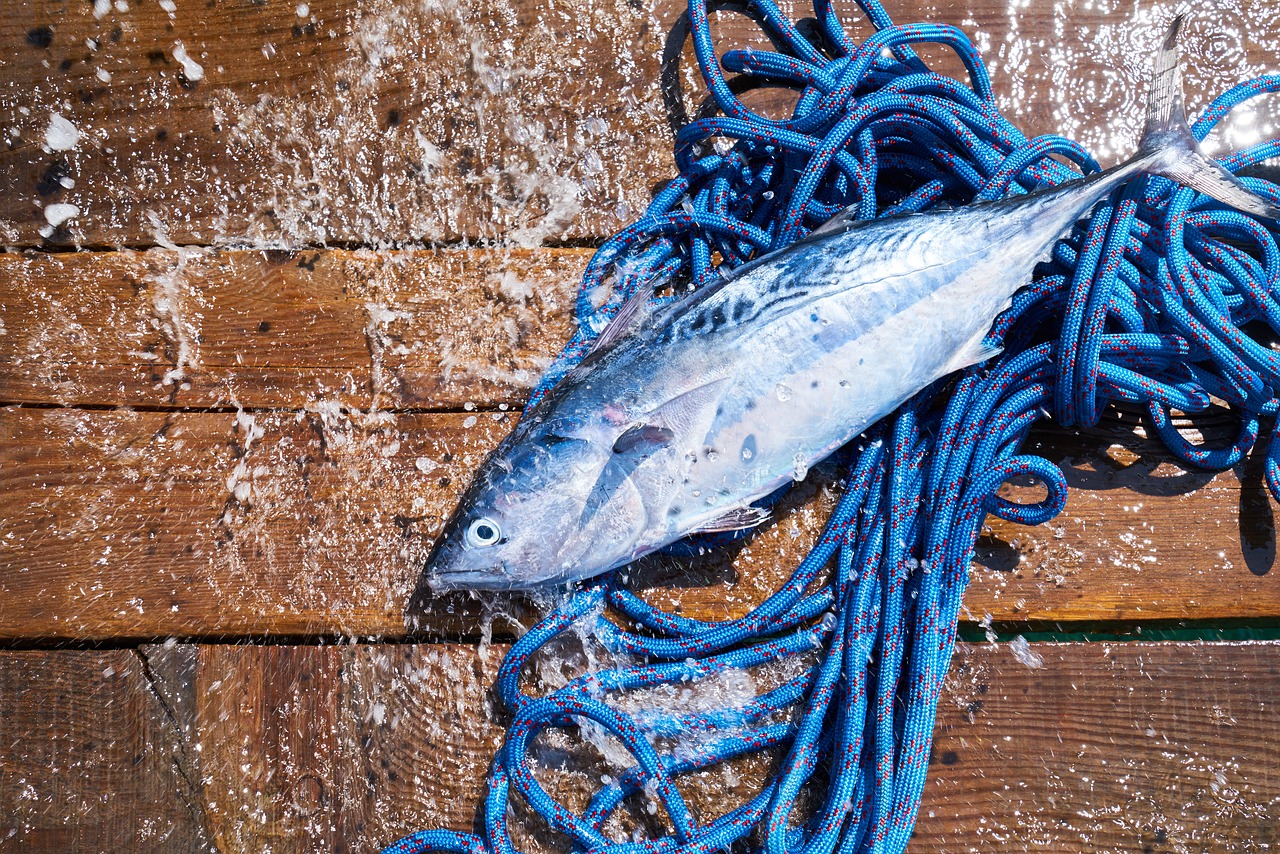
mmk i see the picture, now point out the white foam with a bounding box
[173,41,204,81]
[43,203,80,227]
[44,114,80,151]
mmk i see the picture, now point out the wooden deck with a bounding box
[2,0,1279,851]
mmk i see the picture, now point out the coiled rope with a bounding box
[386,1,1280,851]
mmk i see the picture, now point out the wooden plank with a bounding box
[0,247,583,410]
[5,640,1265,853]
[3,404,1279,640]
[0,406,496,640]
[920,641,1280,850]
[3,0,1276,247]
[0,0,674,247]
[971,419,1280,625]
[0,648,213,852]
[196,643,505,851]
[199,640,1280,852]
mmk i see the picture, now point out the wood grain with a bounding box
[923,640,1280,851]
[9,641,1275,852]
[0,247,583,411]
[3,0,1276,247]
[2,403,1278,640]
[195,640,1280,852]
[0,648,214,852]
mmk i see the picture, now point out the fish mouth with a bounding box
[424,563,513,592]
[405,531,510,621]
[405,560,512,626]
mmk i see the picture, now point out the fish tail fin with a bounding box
[1136,14,1280,219]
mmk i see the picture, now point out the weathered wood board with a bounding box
[0,248,584,411]
[2,641,1276,852]
[3,402,1279,640]
[920,641,1280,851]
[0,648,214,852]
[2,0,1277,247]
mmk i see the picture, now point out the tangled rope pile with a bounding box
[387,1,1280,851]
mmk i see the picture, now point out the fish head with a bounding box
[419,415,651,591]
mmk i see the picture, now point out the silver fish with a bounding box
[412,18,1279,596]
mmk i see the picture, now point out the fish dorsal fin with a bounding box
[718,205,870,283]
[690,505,770,534]
[805,203,866,239]
[588,283,655,356]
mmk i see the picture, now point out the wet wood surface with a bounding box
[2,641,1276,852]
[3,248,1280,639]
[3,0,1280,849]
[3,0,1278,247]
[2,402,1280,640]
[0,647,214,852]
[0,248,584,411]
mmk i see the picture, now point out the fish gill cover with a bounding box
[387,0,1280,852]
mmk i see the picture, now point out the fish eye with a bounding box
[465,517,502,548]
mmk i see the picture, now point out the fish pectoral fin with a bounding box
[946,334,1003,374]
[613,423,676,455]
[580,452,639,527]
[691,505,771,534]
[584,420,684,528]
[641,377,731,437]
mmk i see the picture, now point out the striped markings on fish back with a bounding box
[661,219,948,344]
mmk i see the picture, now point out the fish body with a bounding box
[557,185,1093,542]
[412,18,1279,595]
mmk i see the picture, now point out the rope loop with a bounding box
[975,455,1070,527]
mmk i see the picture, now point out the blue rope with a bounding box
[385,3,1280,852]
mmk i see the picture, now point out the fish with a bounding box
[409,17,1280,597]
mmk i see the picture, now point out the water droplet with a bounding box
[774,383,793,402]
[791,453,809,481]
